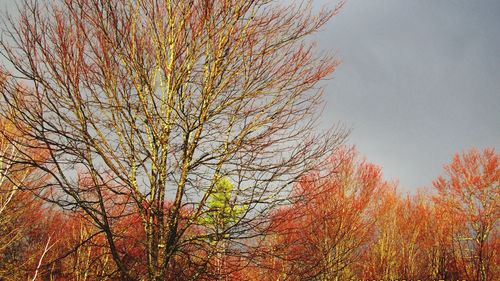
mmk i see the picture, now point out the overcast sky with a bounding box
[1,0,498,192]
[312,0,500,192]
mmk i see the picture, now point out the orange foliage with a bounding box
[255,146,387,280]
[433,148,499,281]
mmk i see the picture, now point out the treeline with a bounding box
[1,136,498,280]
[0,0,498,280]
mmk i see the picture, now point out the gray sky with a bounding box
[312,0,500,192]
[1,0,498,192]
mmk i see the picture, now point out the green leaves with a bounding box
[199,176,247,233]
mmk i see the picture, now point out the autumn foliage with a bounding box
[1,122,499,280]
[0,0,498,280]
[257,147,386,280]
[432,148,499,281]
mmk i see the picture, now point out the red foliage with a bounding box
[433,148,499,281]
[260,146,386,280]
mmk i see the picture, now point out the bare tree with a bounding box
[0,0,345,280]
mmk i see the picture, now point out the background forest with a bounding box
[0,0,498,280]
